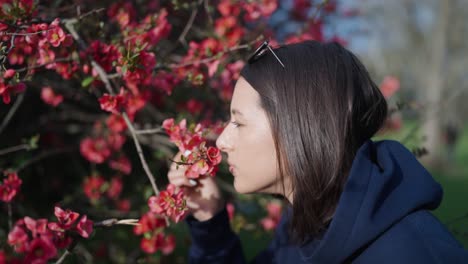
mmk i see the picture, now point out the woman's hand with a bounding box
[167,151,225,221]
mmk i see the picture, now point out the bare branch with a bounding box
[0,92,25,135]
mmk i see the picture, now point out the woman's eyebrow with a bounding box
[231,109,244,116]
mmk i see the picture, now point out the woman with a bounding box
[168,40,468,263]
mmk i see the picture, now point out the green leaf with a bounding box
[81,76,95,87]
[28,135,40,149]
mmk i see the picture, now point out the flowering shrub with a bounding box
[0,0,370,262]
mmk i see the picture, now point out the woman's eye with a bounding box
[231,121,241,128]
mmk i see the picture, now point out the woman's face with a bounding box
[216,77,282,195]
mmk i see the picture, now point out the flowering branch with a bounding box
[63,19,161,198]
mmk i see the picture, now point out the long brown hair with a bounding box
[240,40,388,242]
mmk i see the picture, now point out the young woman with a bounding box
[167,40,468,263]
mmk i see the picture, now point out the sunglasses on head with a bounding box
[247,40,285,68]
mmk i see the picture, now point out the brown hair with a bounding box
[240,40,388,242]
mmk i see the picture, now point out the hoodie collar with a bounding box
[299,140,442,263]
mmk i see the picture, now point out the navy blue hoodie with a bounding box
[186,140,468,263]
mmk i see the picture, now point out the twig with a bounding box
[94,218,139,227]
[0,144,30,156]
[122,113,159,195]
[166,43,251,69]
[0,28,54,36]
[178,0,204,45]
[55,239,78,264]
[16,148,72,172]
[64,19,114,95]
[16,57,73,72]
[135,127,164,135]
[55,250,71,264]
[204,0,214,28]
[0,92,25,135]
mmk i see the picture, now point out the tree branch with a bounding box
[0,92,25,136]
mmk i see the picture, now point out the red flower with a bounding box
[8,223,29,253]
[107,133,126,150]
[4,69,16,79]
[109,156,132,175]
[133,212,166,235]
[105,114,127,133]
[47,207,79,231]
[0,82,26,104]
[40,86,63,107]
[80,137,111,164]
[185,159,210,179]
[76,215,93,238]
[226,203,235,221]
[83,175,105,201]
[207,146,222,165]
[24,237,57,264]
[380,76,400,99]
[116,199,131,212]
[24,217,49,238]
[86,41,121,73]
[161,234,176,255]
[0,172,22,202]
[106,176,123,199]
[260,201,283,231]
[46,19,66,47]
[99,89,127,114]
[148,184,188,223]
[140,233,164,254]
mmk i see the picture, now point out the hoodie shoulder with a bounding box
[354,210,468,264]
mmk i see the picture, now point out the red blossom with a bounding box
[0,171,22,202]
[107,133,126,150]
[80,137,111,164]
[260,201,283,231]
[99,88,128,114]
[8,223,29,253]
[83,175,106,201]
[185,158,210,179]
[380,76,400,99]
[4,69,16,79]
[76,215,93,238]
[152,71,180,95]
[24,237,57,264]
[242,0,278,22]
[116,199,131,212]
[0,82,26,104]
[108,1,136,28]
[85,41,121,73]
[207,146,222,165]
[133,212,166,235]
[48,207,79,231]
[106,176,123,199]
[46,19,66,47]
[109,156,132,175]
[40,86,63,106]
[148,184,188,223]
[105,114,127,133]
[226,203,235,221]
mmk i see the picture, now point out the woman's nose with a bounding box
[216,126,232,153]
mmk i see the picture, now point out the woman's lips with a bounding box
[229,165,235,174]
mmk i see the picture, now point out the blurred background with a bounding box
[0,0,467,263]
